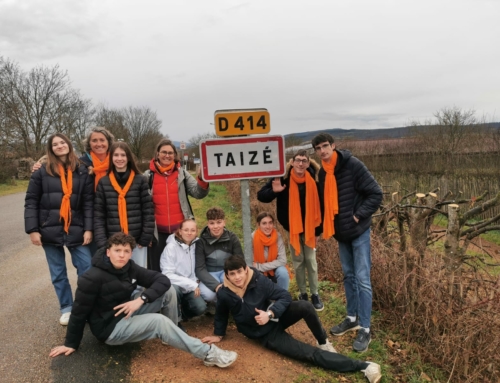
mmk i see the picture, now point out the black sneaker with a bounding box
[311,294,324,311]
[298,293,308,301]
[353,328,371,352]
[330,317,361,336]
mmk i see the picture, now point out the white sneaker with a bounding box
[317,339,337,353]
[362,362,382,383]
[203,345,238,368]
[59,312,71,326]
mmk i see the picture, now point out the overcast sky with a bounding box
[1,0,499,141]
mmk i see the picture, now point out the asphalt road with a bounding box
[0,192,138,383]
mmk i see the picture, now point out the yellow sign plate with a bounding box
[214,108,270,137]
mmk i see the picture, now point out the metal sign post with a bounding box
[240,180,252,265]
[203,107,284,266]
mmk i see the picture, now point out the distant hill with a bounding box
[284,122,500,143]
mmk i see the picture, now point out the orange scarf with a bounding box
[90,151,109,191]
[223,266,254,298]
[288,168,321,255]
[156,161,175,174]
[253,229,279,276]
[58,164,73,234]
[321,152,339,240]
[109,170,135,234]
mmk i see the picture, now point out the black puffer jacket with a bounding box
[214,268,292,339]
[65,248,171,349]
[195,227,243,291]
[318,149,383,242]
[257,159,322,236]
[94,170,154,249]
[24,164,94,247]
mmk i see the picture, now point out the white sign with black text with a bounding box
[199,135,285,181]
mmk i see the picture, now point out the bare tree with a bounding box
[187,131,217,158]
[94,104,129,142]
[122,106,163,161]
[284,134,304,148]
[0,58,79,158]
[410,107,484,171]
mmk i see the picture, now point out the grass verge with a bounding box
[0,180,29,197]
[189,182,243,239]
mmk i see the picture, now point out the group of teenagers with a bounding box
[24,128,383,382]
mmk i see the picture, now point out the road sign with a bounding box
[200,135,285,181]
[180,141,186,150]
[214,108,270,137]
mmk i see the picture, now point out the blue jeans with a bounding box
[42,244,92,313]
[337,228,372,329]
[173,285,207,320]
[270,266,290,291]
[105,292,210,359]
[199,270,224,302]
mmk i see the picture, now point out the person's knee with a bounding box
[191,299,207,316]
[172,285,183,300]
[163,287,178,306]
[293,300,315,313]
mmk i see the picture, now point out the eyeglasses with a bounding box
[314,143,331,152]
[159,151,175,156]
[294,158,309,164]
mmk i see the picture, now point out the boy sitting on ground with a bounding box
[49,232,237,369]
[201,255,382,383]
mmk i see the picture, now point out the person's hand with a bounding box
[30,232,42,246]
[353,216,359,224]
[83,231,93,246]
[271,178,286,193]
[215,283,223,292]
[252,262,257,268]
[202,335,222,344]
[32,162,42,173]
[197,167,205,182]
[194,287,201,298]
[114,297,144,319]
[254,308,271,326]
[49,346,75,358]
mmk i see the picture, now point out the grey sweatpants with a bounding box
[105,290,210,359]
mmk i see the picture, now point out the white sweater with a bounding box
[160,234,199,294]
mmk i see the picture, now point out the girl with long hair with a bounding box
[251,211,290,291]
[25,133,94,326]
[93,142,154,268]
[32,127,115,256]
[160,219,207,325]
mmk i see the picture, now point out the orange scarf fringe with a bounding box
[109,170,135,234]
[90,151,109,191]
[288,168,321,254]
[58,164,73,234]
[253,228,279,276]
[321,152,339,240]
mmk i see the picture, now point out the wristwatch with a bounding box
[267,311,273,319]
[140,294,149,304]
